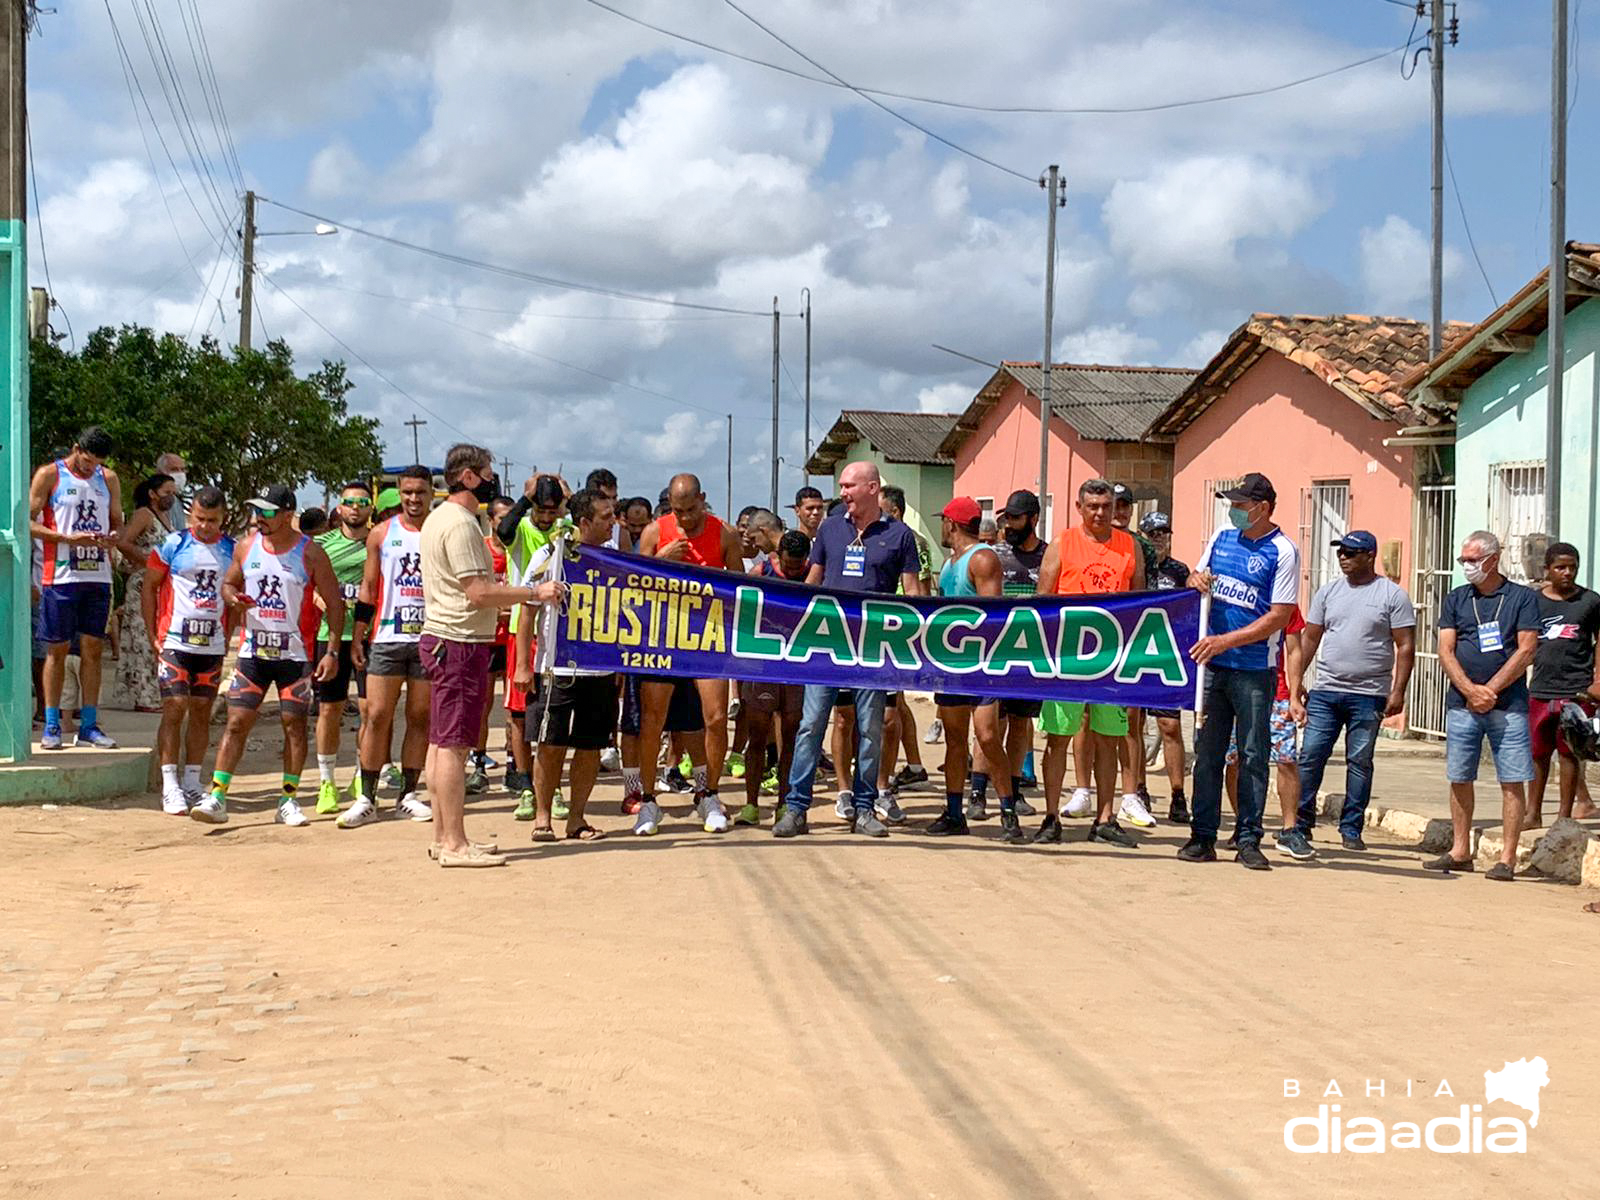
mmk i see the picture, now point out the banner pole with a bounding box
[1193,591,1211,725]
[534,535,568,747]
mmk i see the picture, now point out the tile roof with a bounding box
[1148,313,1474,436]
[805,409,960,475]
[937,362,1198,458]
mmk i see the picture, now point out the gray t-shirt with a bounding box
[1307,575,1417,696]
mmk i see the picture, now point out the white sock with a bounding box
[692,765,709,793]
[161,764,180,793]
[318,753,337,783]
[182,765,201,792]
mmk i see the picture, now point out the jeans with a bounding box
[1191,667,1275,846]
[784,685,886,812]
[1294,689,1384,839]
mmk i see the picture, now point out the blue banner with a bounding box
[549,544,1203,709]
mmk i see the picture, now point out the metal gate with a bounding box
[1407,484,1456,738]
[1299,480,1352,601]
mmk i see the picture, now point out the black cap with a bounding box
[1139,511,1172,534]
[247,484,296,512]
[1111,483,1135,505]
[1216,472,1276,505]
[1001,489,1040,518]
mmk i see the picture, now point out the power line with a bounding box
[719,0,1035,183]
[25,111,73,350]
[186,234,233,340]
[1442,131,1497,306]
[174,0,244,194]
[256,195,776,317]
[588,0,1418,117]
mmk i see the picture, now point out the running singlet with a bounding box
[372,517,426,644]
[1049,527,1137,596]
[991,539,1046,597]
[938,544,986,598]
[487,537,511,642]
[317,529,368,643]
[238,533,318,663]
[41,459,114,585]
[151,530,235,654]
[656,512,728,567]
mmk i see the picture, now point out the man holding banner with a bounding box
[776,462,921,839]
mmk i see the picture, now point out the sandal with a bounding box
[567,823,606,842]
[1583,901,1600,914]
[1485,862,1516,882]
[1421,853,1474,873]
[428,840,498,860]
[531,826,558,843]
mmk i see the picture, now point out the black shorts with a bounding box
[229,657,314,715]
[1001,698,1043,719]
[313,639,367,705]
[526,673,619,750]
[489,643,507,674]
[738,678,804,720]
[1148,708,1181,721]
[158,649,226,700]
[934,692,999,709]
[620,675,705,734]
[833,688,856,709]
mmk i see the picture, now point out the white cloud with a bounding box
[1359,215,1464,314]
[916,382,973,414]
[1175,328,1230,368]
[1058,324,1159,365]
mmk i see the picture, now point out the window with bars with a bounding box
[1300,480,1351,598]
[1487,462,1547,584]
[1204,476,1242,541]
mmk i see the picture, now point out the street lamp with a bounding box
[240,187,339,350]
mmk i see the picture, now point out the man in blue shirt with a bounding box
[1429,529,1540,881]
[776,461,920,840]
[1179,472,1299,871]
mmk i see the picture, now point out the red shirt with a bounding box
[656,512,728,567]
[1276,606,1306,701]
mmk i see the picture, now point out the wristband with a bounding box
[353,600,376,624]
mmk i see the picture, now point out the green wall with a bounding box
[1,220,27,761]
[826,440,952,559]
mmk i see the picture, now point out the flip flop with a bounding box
[428,840,498,860]
[567,823,606,842]
[1583,901,1600,914]
[531,826,558,843]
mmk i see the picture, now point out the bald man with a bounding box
[776,462,921,839]
[632,473,746,835]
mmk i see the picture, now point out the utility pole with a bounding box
[239,189,256,351]
[1429,0,1446,358]
[1548,0,1568,538]
[1038,165,1063,534]
[2,0,32,762]
[726,414,734,520]
[404,414,428,465]
[500,456,512,487]
[801,287,812,484]
[770,297,780,513]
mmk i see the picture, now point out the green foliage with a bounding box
[31,327,384,528]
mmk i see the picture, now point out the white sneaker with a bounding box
[189,794,227,824]
[834,791,854,821]
[394,791,433,822]
[1065,787,1094,818]
[181,786,209,812]
[633,799,663,836]
[700,793,730,834]
[728,697,742,720]
[1119,791,1156,829]
[161,789,190,816]
[599,746,622,772]
[275,798,310,827]
[337,795,379,828]
[924,717,944,745]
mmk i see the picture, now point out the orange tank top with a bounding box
[1051,526,1137,595]
[656,512,727,567]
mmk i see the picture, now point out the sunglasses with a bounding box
[253,507,281,519]
[1335,548,1368,559]
[340,496,373,508]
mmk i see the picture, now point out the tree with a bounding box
[31,327,384,528]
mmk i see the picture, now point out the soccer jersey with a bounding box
[992,538,1046,597]
[238,533,318,663]
[1198,525,1300,671]
[150,530,236,655]
[317,528,369,643]
[372,516,426,644]
[40,459,114,585]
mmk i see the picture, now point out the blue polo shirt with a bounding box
[1198,525,1300,671]
[809,511,918,594]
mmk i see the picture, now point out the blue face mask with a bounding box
[1228,505,1253,531]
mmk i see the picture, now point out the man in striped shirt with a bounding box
[1180,472,1300,871]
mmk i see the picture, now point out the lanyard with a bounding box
[1471,591,1506,629]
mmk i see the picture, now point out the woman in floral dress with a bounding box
[115,473,178,712]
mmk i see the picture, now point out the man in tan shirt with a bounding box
[421,444,564,866]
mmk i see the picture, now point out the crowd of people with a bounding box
[26,426,1600,882]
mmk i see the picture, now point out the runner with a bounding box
[192,485,345,826]
[631,473,745,834]
[792,485,826,540]
[583,468,631,551]
[620,496,653,549]
[142,486,234,814]
[373,487,402,524]
[1139,511,1193,823]
[925,498,1021,842]
[470,494,516,795]
[311,480,374,815]
[739,529,812,824]
[30,426,133,750]
[1034,479,1146,847]
[731,508,786,780]
[512,488,617,842]
[345,466,434,828]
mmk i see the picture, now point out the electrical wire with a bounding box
[25,111,74,350]
[174,0,244,195]
[186,234,233,340]
[256,195,776,316]
[260,273,751,321]
[587,0,1417,117]
[719,0,1034,183]
[1442,131,1497,307]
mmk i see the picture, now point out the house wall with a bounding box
[1103,441,1175,511]
[825,440,950,555]
[1169,353,1417,602]
[1455,297,1600,587]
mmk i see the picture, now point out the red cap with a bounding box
[942,496,982,525]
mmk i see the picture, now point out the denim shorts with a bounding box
[1228,698,1298,766]
[1445,706,1534,784]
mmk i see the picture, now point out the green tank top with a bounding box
[938,544,984,598]
[317,527,369,642]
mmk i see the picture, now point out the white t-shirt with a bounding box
[518,540,608,678]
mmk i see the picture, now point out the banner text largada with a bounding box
[549,545,1204,709]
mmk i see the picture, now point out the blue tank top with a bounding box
[938,544,984,598]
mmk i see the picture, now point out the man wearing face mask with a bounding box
[1179,472,1299,871]
[157,453,190,530]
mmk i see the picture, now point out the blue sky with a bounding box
[27,0,1598,506]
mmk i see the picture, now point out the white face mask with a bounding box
[169,471,187,492]
[1462,557,1489,584]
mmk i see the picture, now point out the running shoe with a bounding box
[1167,794,1191,824]
[189,793,227,824]
[834,791,854,821]
[663,767,693,794]
[464,769,489,795]
[874,791,907,825]
[348,773,366,801]
[1119,792,1157,829]
[181,786,209,813]
[513,790,536,820]
[699,793,730,833]
[395,792,433,822]
[965,793,988,822]
[337,796,379,828]
[1342,834,1367,852]
[999,809,1029,845]
[633,798,663,836]
[759,768,779,795]
[1088,818,1137,848]
[316,780,341,815]
[1273,828,1317,861]
[1064,787,1093,818]
[1224,833,1239,851]
[923,717,944,745]
[1011,794,1038,818]
[599,746,622,772]
[892,765,928,788]
[40,725,63,751]
[1177,835,1217,862]
[854,811,890,838]
[276,797,310,827]
[161,790,190,816]
[727,751,746,779]
[552,790,569,820]
[383,765,405,790]
[1236,843,1272,871]
[75,726,119,749]
[678,753,693,776]
[735,802,761,827]
[504,768,530,795]
[470,750,499,772]
[924,812,970,836]
[772,806,808,838]
[1031,814,1062,844]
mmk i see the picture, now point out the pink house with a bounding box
[939,362,1197,537]
[1147,314,1469,603]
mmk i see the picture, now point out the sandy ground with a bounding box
[1,700,1594,1198]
